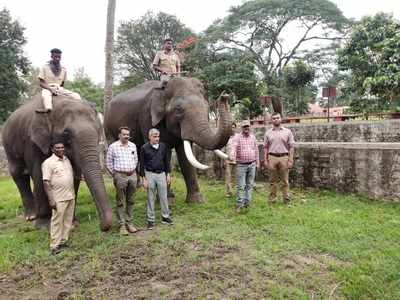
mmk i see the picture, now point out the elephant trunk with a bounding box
[73,132,112,231]
[181,95,232,150]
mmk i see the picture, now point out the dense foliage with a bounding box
[0,8,30,123]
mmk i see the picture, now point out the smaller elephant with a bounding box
[104,77,232,203]
[2,95,113,231]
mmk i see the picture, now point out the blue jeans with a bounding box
[236,162,256,206]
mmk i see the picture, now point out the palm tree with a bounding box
[104,0,116,114]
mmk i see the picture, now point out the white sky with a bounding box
[1,0,399,84]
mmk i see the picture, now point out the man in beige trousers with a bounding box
[263,112,295,204]
[36,48,81,113]
[42,140,75,254]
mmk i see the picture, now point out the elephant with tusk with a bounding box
[104,77,232,203]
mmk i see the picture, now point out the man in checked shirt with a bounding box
[229,120,260,212]
[106,127,139,235]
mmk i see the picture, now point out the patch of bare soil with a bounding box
[0,236,347,299]
[0,237,270,299]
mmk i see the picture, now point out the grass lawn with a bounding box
[0,174,400,299]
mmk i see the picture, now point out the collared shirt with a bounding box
[229,133,260,166]
[152,50,180,75]
[263,126,295,154]
[139,142,171,177]
[42,154,74,202]
[38,63,67,87]
[106,140,138,173]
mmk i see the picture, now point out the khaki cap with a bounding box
[241,120,251,127]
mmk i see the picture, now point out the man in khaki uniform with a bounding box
[36,48,81,113]
[152,38,181,89]
[42,140,75,254]
[263,112,295,204]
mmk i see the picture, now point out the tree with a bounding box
[0,8,30,123]
[64,68,104,111]
[104,0,116,115]
[115,11,194,84]
[205,0,348,87]
[338,13,400,111]
[186,44,261,119]
[282,60,315,115]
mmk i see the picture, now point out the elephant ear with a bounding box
[31,113,52,155]
[150,89,167,127]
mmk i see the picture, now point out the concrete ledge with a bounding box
[254,119,400,143]
[296,142,400,150]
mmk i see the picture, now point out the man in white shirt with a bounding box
[106,127,139,235]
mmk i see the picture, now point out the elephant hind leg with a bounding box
[8,159,36,221]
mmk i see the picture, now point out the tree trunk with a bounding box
[104,0,116,115]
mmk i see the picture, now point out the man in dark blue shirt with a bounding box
[140,128,173,229]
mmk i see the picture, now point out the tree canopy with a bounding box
[204,0,348,85]
[338,13,400,109]
[282,60,316,115]
[0,8,30,123]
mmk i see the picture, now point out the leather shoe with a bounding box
[126,223,138,233]
[119,225,129,236]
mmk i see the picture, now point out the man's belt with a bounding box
[146,169,164,174]
[115,170,135,176]
[238,161,256,165]
[269,153,288,157]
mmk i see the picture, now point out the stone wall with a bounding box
[291,143,400,200]
[253,119,400,143]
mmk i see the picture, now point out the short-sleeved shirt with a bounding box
[38,63,67,87]
[152,50,180,75]
[263,126,295,154]
[106,141,138,174]
[42,154,74,202]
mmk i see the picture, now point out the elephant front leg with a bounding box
[32,162,51,229]
[73,173,82,227]
[175,144,203,203]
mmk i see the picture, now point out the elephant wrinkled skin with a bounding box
[2,95,113,231]
[104,77,232,202]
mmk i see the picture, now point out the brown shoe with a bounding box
[126,223,138,233]
[235,206,242,213]
[119,225,129,236]
[268,199,277,205]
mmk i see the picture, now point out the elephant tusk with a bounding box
[214,149,228,160]
[183,140,210,170]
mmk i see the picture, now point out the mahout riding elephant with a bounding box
[2,95,113,231]
[104,77,232,202]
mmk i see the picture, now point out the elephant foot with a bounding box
[34,217,50,230]
[24,211,37,222]
[186,192,204,203]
